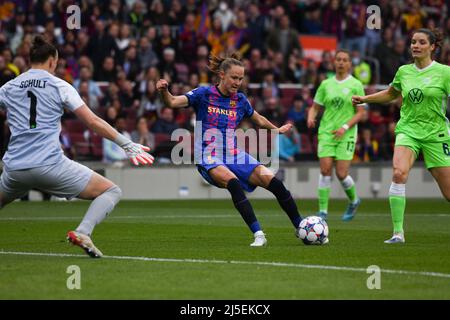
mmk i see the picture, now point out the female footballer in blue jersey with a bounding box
[157,52,309,246]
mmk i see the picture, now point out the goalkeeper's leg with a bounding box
[69,172,122,257]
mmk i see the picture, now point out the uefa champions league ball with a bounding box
[298,216,329,245]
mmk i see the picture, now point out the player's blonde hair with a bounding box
[208,52,244,75]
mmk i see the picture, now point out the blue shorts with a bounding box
[197,151,260,192]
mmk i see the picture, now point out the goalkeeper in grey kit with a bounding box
[0,36,154,258]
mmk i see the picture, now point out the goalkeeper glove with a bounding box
[121,141,154,166]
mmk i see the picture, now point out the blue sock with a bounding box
[250,221,262,233]
[227,179,261,233]
[267,177,303,228]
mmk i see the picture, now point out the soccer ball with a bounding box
[297,216,329,245]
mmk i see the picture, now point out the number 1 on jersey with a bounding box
[27,91,37,129]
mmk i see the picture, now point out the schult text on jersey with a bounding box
[19,79,47,89]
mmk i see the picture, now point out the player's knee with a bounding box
[110,185,123,199]
[259,174,274,188]
[101,185,122,204]
[226,178,240,190]
[111,185,122,199]
[217,176,234,188]
[336,171,348,181]
[227,178,246,202]
[320,168,332,176]
[210,170,235,188]
[267,177,286,191]
[392,167,408,183]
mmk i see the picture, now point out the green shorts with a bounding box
[395,133,450,169]
[318,135,356,160]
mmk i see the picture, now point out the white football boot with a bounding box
[67,231,103,258]
[384,232,405,244]
[250,231,267,247]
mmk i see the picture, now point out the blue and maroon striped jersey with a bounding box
[185,85,254,164]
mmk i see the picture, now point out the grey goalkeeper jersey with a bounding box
[0,69,85,171]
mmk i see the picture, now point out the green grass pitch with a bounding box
[0,199,449,299]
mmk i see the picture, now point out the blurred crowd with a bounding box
[0,0,449,164]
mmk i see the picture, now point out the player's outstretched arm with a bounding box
[250,111,292,134]
[74,105,154,166]
[352,86,400,106]
[156,79,189,109]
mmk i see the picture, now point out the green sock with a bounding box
[344,185,357,203]
[318,188,330,213]
[389,195,406,233]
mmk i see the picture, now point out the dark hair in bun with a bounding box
[30,35,57,64]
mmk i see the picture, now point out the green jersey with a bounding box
[390,61,450,142]
[313,75,365,139]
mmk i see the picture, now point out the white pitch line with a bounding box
[0,215,235,221]
[0,213,449,221]
[1,250,449,279]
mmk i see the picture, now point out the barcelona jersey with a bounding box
[185,85,260,191]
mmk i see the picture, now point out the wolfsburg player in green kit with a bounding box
[352,28,450,244]
[308,50,367,221]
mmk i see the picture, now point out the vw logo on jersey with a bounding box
[331,97,344,109]
[408,88,424,104]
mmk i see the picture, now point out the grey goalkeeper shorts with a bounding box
[0,156,93,201]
